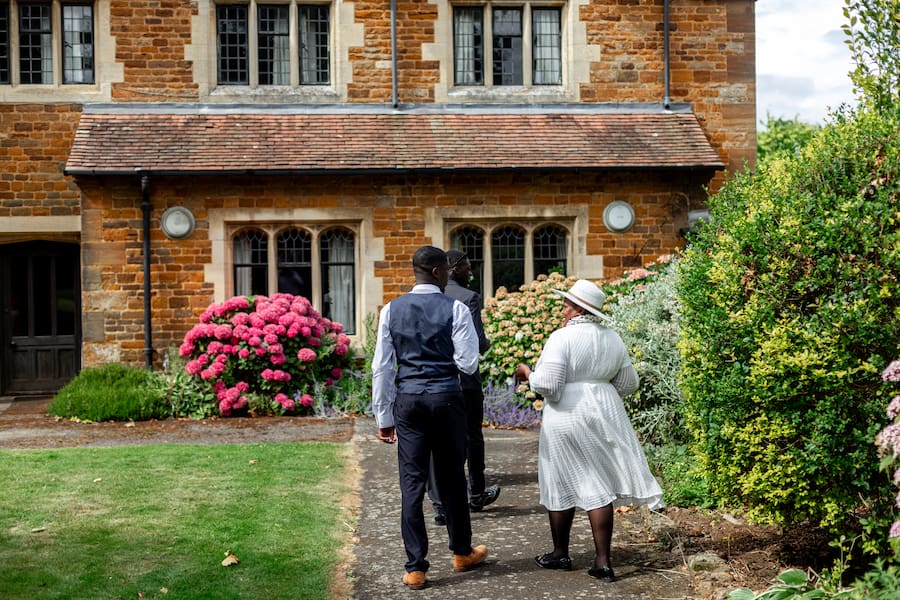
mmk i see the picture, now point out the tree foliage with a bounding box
[678,104,900,529]
[757,114,819,166]
[843,0,900,111]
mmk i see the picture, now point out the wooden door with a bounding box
[0,242,81,395]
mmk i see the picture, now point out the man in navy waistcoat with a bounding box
[371,245,489,590]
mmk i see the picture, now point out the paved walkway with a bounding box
[349,417,694,600]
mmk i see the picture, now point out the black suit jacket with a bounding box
[444,279,491,389]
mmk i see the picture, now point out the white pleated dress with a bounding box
[528,316,665,512]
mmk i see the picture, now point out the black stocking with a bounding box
[547,508,575,558]
[587,503,614,568]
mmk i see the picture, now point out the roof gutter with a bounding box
[66,164,724,178]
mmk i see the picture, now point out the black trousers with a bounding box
[394,391,472,572]
[427,385,486,510]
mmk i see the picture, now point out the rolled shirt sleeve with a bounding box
[452,299,479,376]
[370,302,398,429]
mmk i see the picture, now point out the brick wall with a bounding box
[0,105,82,218]
[110,1,200,101]
[74,171,703,365]
[580,0,756,178]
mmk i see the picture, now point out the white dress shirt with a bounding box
[371,283,479,429]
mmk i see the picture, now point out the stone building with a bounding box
[0,0,755,395]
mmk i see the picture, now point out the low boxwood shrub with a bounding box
[49,363,169,422]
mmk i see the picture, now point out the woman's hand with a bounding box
[514,363,532,381]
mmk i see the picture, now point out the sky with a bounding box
[755,0,857,126]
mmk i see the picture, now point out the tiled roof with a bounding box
[65,105,724,175]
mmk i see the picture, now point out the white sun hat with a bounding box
[552,279,612,323]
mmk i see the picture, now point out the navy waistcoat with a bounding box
[389,292,461,394]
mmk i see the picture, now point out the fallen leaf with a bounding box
[221,553,240,567]
[93,478,102,483]
[248,460,258,465]
[125,421,136,428]
[31,527,46,533]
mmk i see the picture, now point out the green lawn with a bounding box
[0,443,351,600]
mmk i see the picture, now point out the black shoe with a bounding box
[534,552,572,571]
[587,565,615,582]
[434,512,446,526]
[469,484,501,512]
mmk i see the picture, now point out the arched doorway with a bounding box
[0,242,81,396]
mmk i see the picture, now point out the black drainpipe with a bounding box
[663,0,671,109]
[390,0,398,108]
[140,173,154,369]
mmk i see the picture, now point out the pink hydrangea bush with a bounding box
[179,293,352,417]
[876,358,900,550]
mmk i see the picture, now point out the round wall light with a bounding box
[602,200,635,233]
[160,206,196,240]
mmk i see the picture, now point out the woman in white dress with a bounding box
[514,279,664,582]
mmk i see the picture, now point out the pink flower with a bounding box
[255,347,267,357]
[308,337,321,347]
[334,343,349,356]
[891,521,900,538]
[179,342,194,357]
[884,360,900,382]
[247,335,261,347]
[207,341,223,354]
[214,325,232,340]
[236,381,249,393]
[888,395,900,420]
[261,369,275,381]
[200,369,214,380]
[185,360,203,375]
[299,394,314,408]
[331,367,343,380]
[270,353,286,366]
[233,396,248,411]
[238,348,250,359]
[219,398,233,416]
[301,326,312,337]
[298,348,317,362]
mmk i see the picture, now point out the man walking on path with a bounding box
[371,245,489,590]
[428,250,500,525]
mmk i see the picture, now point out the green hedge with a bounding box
[678,105,900,528]
[50,363,170,422]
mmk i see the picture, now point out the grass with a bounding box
[0,443,351,600]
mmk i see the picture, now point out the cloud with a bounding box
[755,0,856,125]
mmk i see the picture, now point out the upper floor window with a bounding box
[453,3,561,88]
[449,222,568,297]
[232,225,356,333]
[0,1,94,86]
[216,1,331,87]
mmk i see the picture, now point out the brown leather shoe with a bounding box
[452,544,488,572]
[402,570,427,590]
